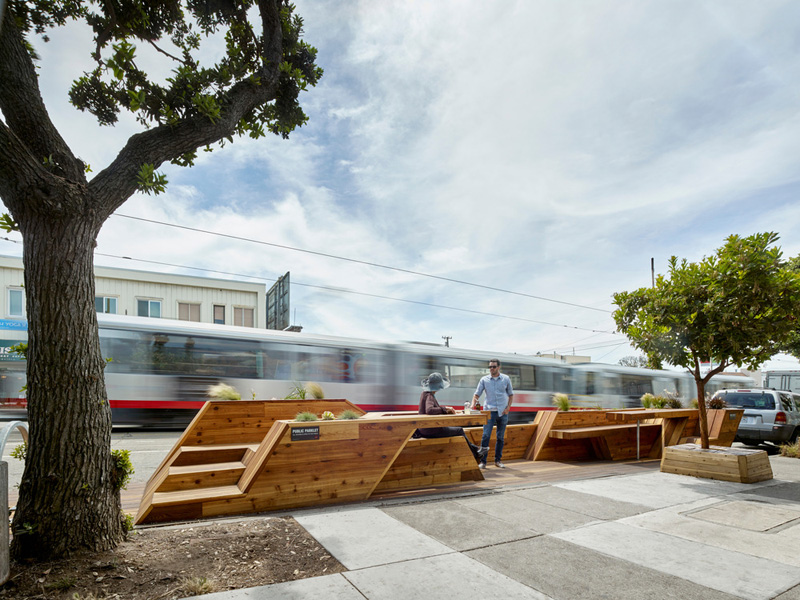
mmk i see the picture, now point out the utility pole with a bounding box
[442,336,451,347]
[651,257,655,288]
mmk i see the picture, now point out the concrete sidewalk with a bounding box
[184,456,800,600]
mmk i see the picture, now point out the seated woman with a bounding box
[417,372,485,463]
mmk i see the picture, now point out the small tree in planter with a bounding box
[614,232,800,449]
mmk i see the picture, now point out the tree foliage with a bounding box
[783,255,800,359]
[0,0,320,559]
[613,232,800,448]
[617,355,649,369]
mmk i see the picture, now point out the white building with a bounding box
[0,255,266,328]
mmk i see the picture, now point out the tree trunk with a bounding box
[10,213,123,559]
[695,377,710,449]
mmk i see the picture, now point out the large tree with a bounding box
[0,0,321,559]
[613,232,800,448]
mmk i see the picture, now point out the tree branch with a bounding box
[0,13,85,182]
[0,121,87,220]
[88,0,284,215]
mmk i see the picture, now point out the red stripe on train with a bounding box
[109,400,207,409]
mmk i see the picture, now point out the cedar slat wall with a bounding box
[373,436,483,493]
[464,423,537,460]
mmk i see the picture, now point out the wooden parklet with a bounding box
[135,404,745,524]
[136,400,487,524]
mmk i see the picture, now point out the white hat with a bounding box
[421,372,450,392]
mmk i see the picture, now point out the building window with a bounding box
[234,307,254,327]
[95,296,117,314]
[137,299,161,318]
[8,288,24,318]
[213,305,225,325]
[178,302,201,322]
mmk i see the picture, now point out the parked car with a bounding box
[710,388,800,446]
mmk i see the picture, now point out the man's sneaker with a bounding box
[477,446,489,458]
[478,461,486,469]
[495,461,506,469]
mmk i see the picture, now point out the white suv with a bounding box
[711,388,800,446]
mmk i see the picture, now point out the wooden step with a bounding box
[157,461,247,493]
[151,484,246,508]
[171,444,260,467]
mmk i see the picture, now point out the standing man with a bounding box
[471,358,514,469]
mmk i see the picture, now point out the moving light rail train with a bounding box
[0,315,755,426]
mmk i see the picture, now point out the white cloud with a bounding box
[6,0,800,369]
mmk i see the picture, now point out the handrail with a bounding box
[0,421,28,457]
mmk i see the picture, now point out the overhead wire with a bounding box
[0,234,620,336]
[112,213,613,314]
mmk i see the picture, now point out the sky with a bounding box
[3,0,800,371]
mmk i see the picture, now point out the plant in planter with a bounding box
[651,395,668,409]
[640,393,655,409]
[285,382,326,400]
[207,383,241,401]
[666,397,683,409]
[662,390,683,409]
[321,411,335,420]
[295,411,318,422]
[552,393,571,411]
[337,410,361,420]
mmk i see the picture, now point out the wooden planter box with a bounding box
[661,443,773,483]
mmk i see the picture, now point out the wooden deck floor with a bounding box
[369,457,661,503]
[9,458,662,521]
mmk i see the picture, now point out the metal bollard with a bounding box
[0,421,28,585]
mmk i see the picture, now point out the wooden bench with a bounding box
[136,404,487,524]
[527,409,663,461]
[547,422,662,461]
[548,423,661,440]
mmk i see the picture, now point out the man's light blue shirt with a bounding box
[474,373,514,412]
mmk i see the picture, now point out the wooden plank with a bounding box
[151,485,245,508]
[237,421,290,492]
[528,410,559,461]
[607,409,698,421]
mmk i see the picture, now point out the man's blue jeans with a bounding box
[480,411,508,461]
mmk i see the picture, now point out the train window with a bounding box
[620,373,652,398]
[443,360,486,389]
[102,330,264,378]
[533,366,569,392]
[494,363,533,390]
[261,343,381,384]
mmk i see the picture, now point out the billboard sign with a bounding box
[267,272,290,330]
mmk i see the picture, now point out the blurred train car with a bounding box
[0,314,755,426]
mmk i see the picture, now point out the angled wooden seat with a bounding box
[548,423,660,440]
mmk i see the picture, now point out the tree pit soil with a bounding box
[0,516,345,599]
